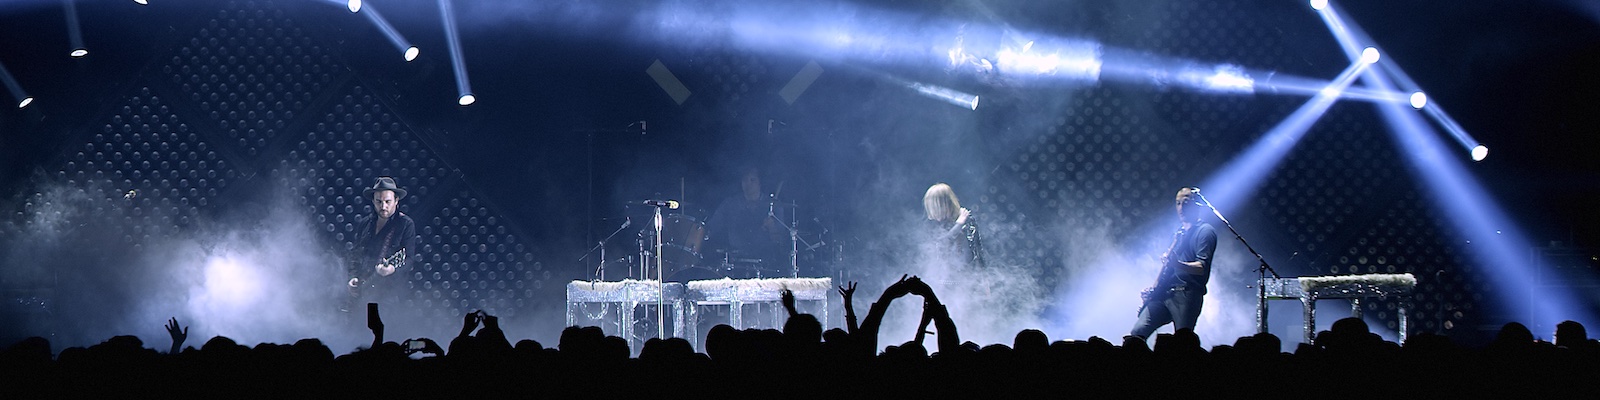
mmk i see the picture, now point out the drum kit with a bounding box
[579,198,824,283]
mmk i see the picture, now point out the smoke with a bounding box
[1039,212,1269,348]
[0,178,411,352]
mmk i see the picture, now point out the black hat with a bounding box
[362,176,407,200]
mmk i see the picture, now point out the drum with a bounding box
[646,214,707,275]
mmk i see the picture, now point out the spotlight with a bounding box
[1472,145,1488,161]
[134,0,148,4]
[347,0,361,13]
[1360,47,1379,64]
[63,0,87,59]
[971,95,980,110]
[357,4,417,63]
[1410,91,1427,109]
[441,0,474,106]
[1310,0,1328,11]
[0,61,29,109]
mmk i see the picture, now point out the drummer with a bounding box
[706,166,788,273]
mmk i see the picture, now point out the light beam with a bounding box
[440,0,474,106]
[63,0,88,59]
[359,4,419,62]
[0,61,31,109]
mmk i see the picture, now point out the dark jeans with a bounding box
[1129,287,1205,339]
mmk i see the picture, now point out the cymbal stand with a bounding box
[769,198,819,278]
[579,218,631,282]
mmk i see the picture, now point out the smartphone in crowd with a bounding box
[367,302,381,330]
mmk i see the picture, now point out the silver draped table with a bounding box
[684,277,832,350]
[565,280,687,349]
[1258,273,1417,344]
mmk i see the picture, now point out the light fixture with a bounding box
[0,61,31,109]
[441,0,474,106]
[358,4,419,62]
[63,0,88,59]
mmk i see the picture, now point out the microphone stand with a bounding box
[651,205,666,340]
[578,218,631,283]
[1195,192,1279,335]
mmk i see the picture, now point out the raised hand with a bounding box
[881,274,913,300]
[375,263,396,277]
[780,289,798,317]
[407,338,444,356]
[459,310,483,338]
[165,317,188,353]
[838,281,857,302]
[905,276,931,297]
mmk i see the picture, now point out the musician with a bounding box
[1129,187,1217,341]
[923,183,984,268]
[708,166,787,274]
[346,177,416,306]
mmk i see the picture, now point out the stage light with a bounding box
[1360,47,1379,64]
[359,4,419,62]
[1361,52,1593,331]
[1318,4,1489,164]
[994,42,1102,80]
[347,0,361,13]
[1189,64,1254,93]
[440,0,475,106]
[134,0,148,4]
[1192,57,1370,214]
[1310,0,1328,11]
[908,82,980,110]
[0,61,29,109]
[63,0,87,59]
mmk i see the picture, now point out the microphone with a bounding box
[643,200,679,209]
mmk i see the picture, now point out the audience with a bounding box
[1,275,1596,397]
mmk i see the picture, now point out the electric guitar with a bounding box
[1138,227,1187,313]
[348,249,406,299]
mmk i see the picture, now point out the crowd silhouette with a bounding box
[3,275,1597,397]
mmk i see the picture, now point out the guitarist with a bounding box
[1129,187,1217,341]
[345,177,416,308]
